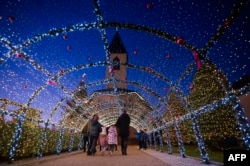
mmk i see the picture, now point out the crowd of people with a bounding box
[82,109,131,156]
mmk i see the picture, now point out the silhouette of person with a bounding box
[115,110,130,155]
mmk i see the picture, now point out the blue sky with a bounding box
[0,0,249,123]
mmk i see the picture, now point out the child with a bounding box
[98,126,108,155]
[107,124,117,156]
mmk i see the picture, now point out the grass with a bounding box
[159,145,224,163]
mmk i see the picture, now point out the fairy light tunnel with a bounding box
[0,0,250,164]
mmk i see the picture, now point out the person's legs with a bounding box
[143,139,148,149]
[109,144,114,152]
[123,136,129,155]
[139,140,143,150]
[120,136,125,154]
[83,139,86,152]
[102,145,107,151]
[101,146,106,155]
[109,144,114,155]
[83,136,88,152]
[120,136,129,155]
[91,137,98,155]
[87,136,93,155]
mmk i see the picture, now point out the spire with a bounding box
[108,31,127,53]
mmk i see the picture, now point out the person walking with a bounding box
[142,129,149,150]
[107,124,118,156]
[87,114,102,156]
[115,110,130,155]
[135,129,143,150]
[81,124,89,152]
[98,126,108,155]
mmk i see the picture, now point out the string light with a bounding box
[0,0,249,163]
[78,133,84,151]
[8,113,25,162]
[37,121,49,157]
[56,126,65,155]
[164,127,173,154]
[158,130,164,152]
[68,128,75,152]
[154,87,250,157]
[190,113,210,163]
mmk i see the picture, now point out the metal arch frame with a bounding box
[20,54,194,132]
[98,112,152,131]
[59,65,172,131]
[0,0,249,162]
[0,2,201,131]
[1,0,245,134]
[0,98,42,122]
[0,42,197,135]
[62,98,155,131]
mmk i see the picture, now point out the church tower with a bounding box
[106,31,128,89]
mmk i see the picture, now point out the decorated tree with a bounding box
[0,120,15,162]
[188,61,242,150]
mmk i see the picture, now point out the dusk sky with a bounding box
[0,0,249,124]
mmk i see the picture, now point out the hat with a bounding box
[100,127,107,135]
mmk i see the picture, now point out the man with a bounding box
[115,110,130,155]
[87,114,102,155]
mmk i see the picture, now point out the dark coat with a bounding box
[87,119,102,137]
[115,113,130,137]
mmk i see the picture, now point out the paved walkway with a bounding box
[0,146,223,166]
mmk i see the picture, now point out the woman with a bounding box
[87,114,102,156]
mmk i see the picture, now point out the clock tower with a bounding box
[106,31,128,90]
